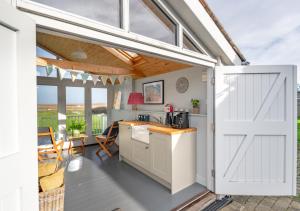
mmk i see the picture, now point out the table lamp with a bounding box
[128,92,144,110]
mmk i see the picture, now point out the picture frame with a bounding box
[143,80,164,104]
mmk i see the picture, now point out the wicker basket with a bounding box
[39,185,65,211]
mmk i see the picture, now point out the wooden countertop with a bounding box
[119,121,197,135]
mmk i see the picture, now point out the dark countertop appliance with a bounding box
[172,112,189,129]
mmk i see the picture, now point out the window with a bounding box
[66,87,85,134]
[31,0,121,27]
[183,33,202,53]
[92,88,107,135]
[36,46,58,77]
[37,85,58,131]
[129,0,176,45]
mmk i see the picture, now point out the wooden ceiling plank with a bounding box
[36,57,136,76]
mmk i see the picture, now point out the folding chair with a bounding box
[95,123,119,158]
[38,127,64,161]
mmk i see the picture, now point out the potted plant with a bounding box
[69,120,86,137]
[191,99,200,114]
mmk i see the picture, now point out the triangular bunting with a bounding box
[58,68,67,80]
[100,75,108,86]
[91,74,99,85]
[46,65,54,76]
[81,73,89,84]
[118,75,125,85]
[71,72,78,82]
[109,75,117,85]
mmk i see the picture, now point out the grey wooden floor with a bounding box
[63,145,207,211]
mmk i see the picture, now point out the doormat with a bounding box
[202,196,232,211]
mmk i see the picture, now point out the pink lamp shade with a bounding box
[128,92,144,105]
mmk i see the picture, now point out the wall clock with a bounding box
[176,77,189,93]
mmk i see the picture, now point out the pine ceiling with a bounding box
[37,32,191,78]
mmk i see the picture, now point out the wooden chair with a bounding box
[95,123,119,158]
[38,127,64,161]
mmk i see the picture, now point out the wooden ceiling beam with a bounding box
[36,57,140,76]
[103,47,134,66]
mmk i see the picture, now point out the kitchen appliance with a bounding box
[164,104,174,126]
[172,112,189,129]
[165,112,173,126]
[138,114,150,122]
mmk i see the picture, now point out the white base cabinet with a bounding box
[149,132,171,183]
[119,124,196,194]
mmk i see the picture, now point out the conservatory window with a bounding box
[37,85,58,131]
[36,46,58,77]
[129,0,176,45]
[183,32,202,53]
[31,0,121,27]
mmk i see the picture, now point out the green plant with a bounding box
[68,120,86,132]
[191,99,200,108]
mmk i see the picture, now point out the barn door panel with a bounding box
[215,65,297,195]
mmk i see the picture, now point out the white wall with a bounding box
[134,67,207,114]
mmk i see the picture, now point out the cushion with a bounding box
[40,168,65,192]
[102,121,119,137]
[38,161,57,177]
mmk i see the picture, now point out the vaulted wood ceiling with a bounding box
[37,32,191,78]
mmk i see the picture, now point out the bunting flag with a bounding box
[81,73,89,84]
[91,74,99,85]
[117,75,125,85]
[71,72,78,82]
[46,65,54,76]
[100,75,108,86]
[58,68,67,80]
[109,75,117,85]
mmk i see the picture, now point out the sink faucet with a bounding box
[150,115,163,124]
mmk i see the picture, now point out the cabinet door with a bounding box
[149,132,171,182]
[131,140,150,169]
[119,125,132,160]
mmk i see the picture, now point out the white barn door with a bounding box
[0,1,38,210]
[215,65,297,195]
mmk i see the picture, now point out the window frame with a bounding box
[128,0,178,46]
[16,0,215,64]
[37,70,109,141]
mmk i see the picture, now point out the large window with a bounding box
[36,46,58,77]
[37,85,58,131]
[183,33,202,53]
[129,0,176,45]
[92,88,107,135]
[31,0,120,27]
[66,87,85,134]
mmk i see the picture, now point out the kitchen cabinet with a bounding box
[149,132,171,182]
[119,125,132,160]
[119,121,196,194]
[132,139,150,170]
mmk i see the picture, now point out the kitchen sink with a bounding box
[131,125,150,144]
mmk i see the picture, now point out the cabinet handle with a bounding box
[149,132,153,135]
[145,146,149,149]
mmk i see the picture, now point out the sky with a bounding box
[206,0,300,82]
